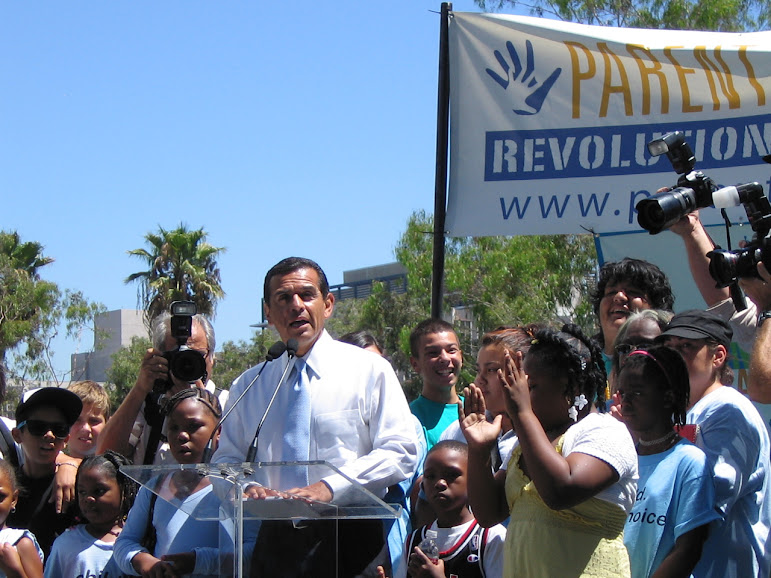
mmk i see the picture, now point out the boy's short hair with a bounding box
[67,381,111,420]
[15,387,82,426]
[409,319,457,358]
[427,439,469,459]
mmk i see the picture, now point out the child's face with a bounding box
[77,465,122,529]
[12,406,69,469]
[523,355,572,431]
[68,403,107,458]
[617,365,672,434]
[421,447,468,516]
[0,469,18,526]
[167,398,219,465]
[474,345,507,415]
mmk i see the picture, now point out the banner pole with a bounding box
[431,2,452,319]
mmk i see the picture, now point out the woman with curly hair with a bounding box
[591,258,675,375]
[462,324,638,577]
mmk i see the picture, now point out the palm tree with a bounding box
[125,224,226,323]
[0,231,54,279]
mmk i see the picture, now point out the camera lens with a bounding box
[168,348,207,383]
[636,187,698,234]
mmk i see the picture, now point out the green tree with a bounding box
[396,210,597,336]
[475,0,768,30]
[0,231,105,383]
[0,231,54,279]
[215,327,280,390]
[125,224,226,324]
[326,282,426,400]
[105,336,152,410]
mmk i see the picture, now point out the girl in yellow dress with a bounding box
[461,324,638,577]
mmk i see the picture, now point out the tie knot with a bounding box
[294,357,307,371]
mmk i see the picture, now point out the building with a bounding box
[71,309,146,382]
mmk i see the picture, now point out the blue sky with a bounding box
[1,0,517,378]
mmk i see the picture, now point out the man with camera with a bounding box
[97,304,225,465]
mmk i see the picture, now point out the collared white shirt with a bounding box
[213,330,417,503]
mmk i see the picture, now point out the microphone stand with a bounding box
[201,340,288,464]
[245,339,299,463]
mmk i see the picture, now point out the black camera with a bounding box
[636,131,718,234]
[707,182,771,287]
[156,301,207,391]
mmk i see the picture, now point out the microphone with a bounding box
[201,340,287,464]
[245,338,299,463]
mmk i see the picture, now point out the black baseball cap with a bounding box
[15,387,83,426]
[658,309,733,348]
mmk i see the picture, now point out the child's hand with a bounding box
[499,351,532,416]
[141,560,178,578]
[609,390,624,421]
[0,543,25,577]
[51,455,81,513]
[407,546,445,577]
[458,385,502,451]
[160,552,195,575]
[132,552,177,577]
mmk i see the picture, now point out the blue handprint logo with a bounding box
[486,40,562,115]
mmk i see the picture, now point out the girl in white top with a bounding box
[0,459,43,578]
[463,324,638,577]
[45,451,136,578]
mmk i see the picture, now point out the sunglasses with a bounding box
[615,339,657,357]
[17,420,70,439]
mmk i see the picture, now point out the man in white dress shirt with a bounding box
[213,256,417,577]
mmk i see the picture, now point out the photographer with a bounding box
[97,310,226,465]
[742,262,771,403]
[670,211,759,353]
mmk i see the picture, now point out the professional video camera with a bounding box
[154,301,207,393]
[636,131,718,234]
[707,182,771,287]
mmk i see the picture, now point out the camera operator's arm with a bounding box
[743,264,771,403]
[670,212,730,306]
[97,348,169,459]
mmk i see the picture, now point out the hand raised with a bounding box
[499,351,531,416]
[459,385,502,451]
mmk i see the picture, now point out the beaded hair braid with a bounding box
[77,450,138,524]
[529,323,608,410]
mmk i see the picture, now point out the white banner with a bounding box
[447,13,771,236]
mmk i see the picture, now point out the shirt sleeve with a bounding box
[322,362,418,503]
[707,298,757,353]
[563,413,637,478]
[697,401,764,515]
[113,486,154,575]
[672,449,722,538]
[482,524,507,578]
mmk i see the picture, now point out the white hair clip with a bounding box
[569,394,588,421]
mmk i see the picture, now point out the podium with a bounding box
[122,460,401,577]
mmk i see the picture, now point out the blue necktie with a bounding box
[283,357,311,487]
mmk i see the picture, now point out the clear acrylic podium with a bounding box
[122,460,401,577]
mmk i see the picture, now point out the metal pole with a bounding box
[431,2,452,319]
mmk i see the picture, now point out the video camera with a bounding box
[635,131,771,288]
[154,301,208,393]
